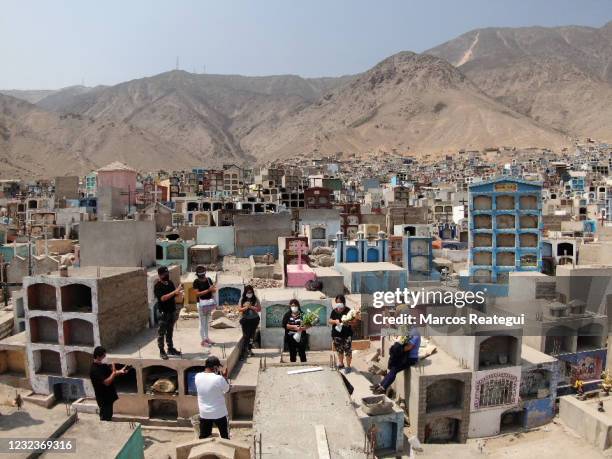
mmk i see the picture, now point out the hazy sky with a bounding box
[1,0,611,89]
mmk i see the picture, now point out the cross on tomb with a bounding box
[295,240,307,270]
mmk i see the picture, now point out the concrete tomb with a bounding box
[285,240,316,288]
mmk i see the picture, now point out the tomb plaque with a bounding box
[495,183,517,192]
[426,417,457,443]
[218,287,241,306]
[194,213,210,226]
[166,244,184,260]
[311,227,326,240]
[265,304,289,328]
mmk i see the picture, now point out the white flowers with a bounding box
[335,309,357,332]
[341,309,357,323]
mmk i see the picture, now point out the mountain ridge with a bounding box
[426,21,612,141]
[7,23,612,177]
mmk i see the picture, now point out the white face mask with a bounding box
[290,306,298,313]
[246,293,253,298]
[335,303,344,310]
[100,357,108,364]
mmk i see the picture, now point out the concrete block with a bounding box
[312,267,344,298]
[80,221,156,268]
[335,262,407,294]
[197,226,235,256]
[560,395,612,450]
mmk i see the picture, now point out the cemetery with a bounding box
[2,167,612,458]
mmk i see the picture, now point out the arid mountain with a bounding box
[36,85,101,112]
[0,42,587,177]
[0,72,353,177]
[0,92,213,178]
[240,52,569,160]
[426,21,612,141]
[36,71,353,165]
[0,89,57,104]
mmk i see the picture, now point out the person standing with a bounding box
[328,295,354,374]
[373,331,420,394]
[154,266,183,360]
[238,285,261,360]
[90,346,127,421]
[195,356,230,439]
[282,299,307,362]
[192,265,217,348]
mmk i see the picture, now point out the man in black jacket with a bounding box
[90,346,127,421]
[154,266,183,360]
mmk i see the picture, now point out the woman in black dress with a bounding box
[238,285,261,360]
[282,299,307,362]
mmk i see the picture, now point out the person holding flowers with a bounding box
[328,294,357,374]
[282,299,308,362]
[238,285,261,360]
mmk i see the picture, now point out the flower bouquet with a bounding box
[293,307,322,342]
[335,309,358,332]
[302,307,323,327]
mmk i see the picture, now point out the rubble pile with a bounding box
[248,278,282,288]
[221,304,241,320]
[310,254,335,267]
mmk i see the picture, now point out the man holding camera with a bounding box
[90,346,128,421]
[154,266,183,360]
[195,356,230,439]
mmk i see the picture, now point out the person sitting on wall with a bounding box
[372,331,420,394]
[154,266,183,360]
[90,346,128,421]
[282,299,307,362]
[192,265,217,348]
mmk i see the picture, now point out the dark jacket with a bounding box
[282,310,304,338]
[154,280,176,315]
[388,342,416,369]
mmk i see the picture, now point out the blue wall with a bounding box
[468,177,542,295]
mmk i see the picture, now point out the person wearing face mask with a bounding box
[328,294,354,373]
[154,266,184,360]
[195,356,230,439]
[90,346,128,421]
[238,285,261,360]
[192,265,217,348]
[282,299,307,362]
